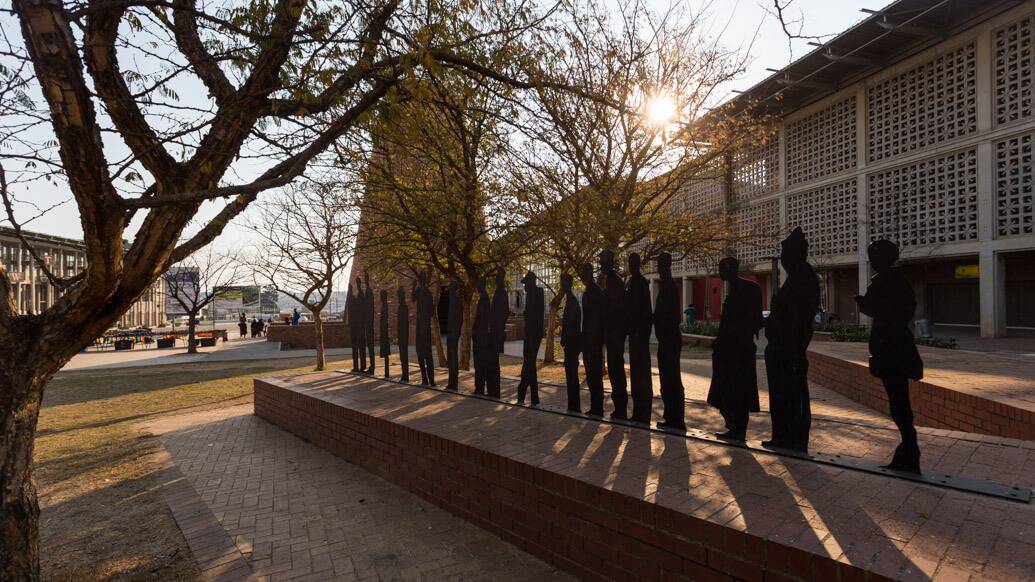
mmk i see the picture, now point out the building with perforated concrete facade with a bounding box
[660,0,1035,338]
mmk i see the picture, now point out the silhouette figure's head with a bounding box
[476,277,486,293]
[579,263,595,287]
[599,249,615,274]
[495,267,506,286]
[560,273,573,294]
[397,285,405,301]
[380,289,388,301]
[418,270,428,285]
[521,270,537,290]
[657,252,672,278]
[780,227,809,270]
[628,253,641,276]
[868,239,899,272]
[719,257,740,282]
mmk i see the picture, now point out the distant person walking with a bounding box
[856,240,924,473]
[238,313,247,338]
[291,308,301,326]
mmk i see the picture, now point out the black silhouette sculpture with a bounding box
[626,253,653,423]
[363,275,376,374]
[414,271,436,386]
[379,289,390,378]
[856,240,924,473]
[517,271,544,405]
[653,253,686,430]
[763,227,820,453]
[397,285,410,382]
[347,283,364,372]
[600,250,629,419]
[472,277,491,395]
[579,263,605,416]
[560,273,582,412]
[446,280,463,391]
[707,257,764,442]
[488,268,509,399]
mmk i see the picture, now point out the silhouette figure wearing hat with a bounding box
[579,263,606,416]
[396,285,410,382]
[599,250,629,419]
[654,253,686,430]
[763,227,819,453]
[560,273,582,412]
[856,240,924,473]
[626,252,654,423]
[517,271,544,405]
[707,257,763,442]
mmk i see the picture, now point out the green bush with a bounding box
[681,320,719,337]
[831,326,870,342]
[915,336,958,350]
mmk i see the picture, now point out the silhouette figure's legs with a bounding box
[473,344,485,394]
[584,344,604,416]
[399,348,409,382]
[628,333,653,423]
[367,338,376,373]
[657,340,686,430]
[358,336,367,373]
[351,335,360,371]
[605,334,628,419]
[446,336,459,390]
[564,346,581,412]
[882,376,921,472]
[384,355,389,378]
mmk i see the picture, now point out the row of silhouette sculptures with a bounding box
[345,228,924,474]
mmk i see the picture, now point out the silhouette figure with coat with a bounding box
[856,239,924,473]
[516,271,544,405]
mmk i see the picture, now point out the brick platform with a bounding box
[254,371,1035,582]
[807,344,1035,441]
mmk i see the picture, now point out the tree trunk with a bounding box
[431,286,446,365]
[542,291,563,364]
[186,313,198,354]
[313,311,326,371]
[0,371,45,582]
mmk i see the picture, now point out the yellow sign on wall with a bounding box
[954,265,979,279]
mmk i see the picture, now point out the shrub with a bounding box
[915,336,958,350]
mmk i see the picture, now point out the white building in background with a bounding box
[0,226,166,328]
[660,0,1035,338]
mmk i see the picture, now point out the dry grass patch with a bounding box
[36,357,348,581]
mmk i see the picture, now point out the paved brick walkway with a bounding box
[145,406,571,581]
[258,372,1035,582]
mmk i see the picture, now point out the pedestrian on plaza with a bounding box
[516,271,544,406]
[579,263,605,416]
[559,273,582,412]
[707,257,763,442]
[472,277,491,395]
[626,253,653,423]
[291,308,301,326]
[238,313,247,338]
[379,289,391,378]
[600,250,629,419]
[856,240,924,473]
[397,285,410,383]
[763,227,820,453]
[654,253,686,431]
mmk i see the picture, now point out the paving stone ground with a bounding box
[145,405,573,582]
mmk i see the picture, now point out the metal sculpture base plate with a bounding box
[335,370,1032,504]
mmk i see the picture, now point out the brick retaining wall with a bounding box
[266,322,352,349]
[255,378,878,582]
[807,350,1035,441]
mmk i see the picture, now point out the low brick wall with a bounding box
[255,378,871,582]
[266,322,352,349]
[807,349,1035,440]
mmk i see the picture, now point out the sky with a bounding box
[5,0,884,253]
